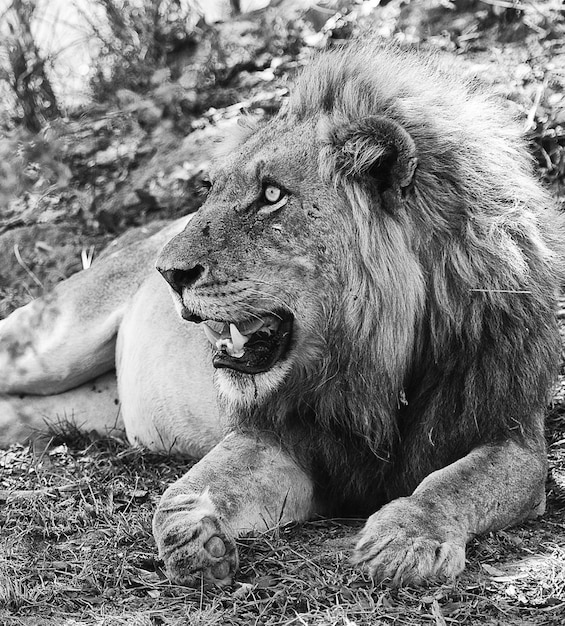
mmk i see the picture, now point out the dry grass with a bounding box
[1,419,564,626]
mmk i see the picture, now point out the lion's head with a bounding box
[157,42,561,496]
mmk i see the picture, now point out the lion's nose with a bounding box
[157,264,205,295]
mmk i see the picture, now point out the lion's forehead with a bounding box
[211,120,319,191]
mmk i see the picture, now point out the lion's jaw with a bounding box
[167,287,325,411]
[164,278,301,381]
[160,245,325,412]
[199,311,298,409]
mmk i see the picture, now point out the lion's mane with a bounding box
[232,42,563,515]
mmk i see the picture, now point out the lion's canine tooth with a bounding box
[202,323,222,346]
[229,323,249,358]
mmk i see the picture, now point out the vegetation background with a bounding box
[0,0,564,624]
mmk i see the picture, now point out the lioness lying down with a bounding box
[1,41,563,587]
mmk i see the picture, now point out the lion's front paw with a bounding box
[352,497,465,586]
[153,491,238,587]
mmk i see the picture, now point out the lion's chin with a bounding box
[198,312,294,375]
[215,358,294,409]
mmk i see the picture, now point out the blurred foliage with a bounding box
[0,0,60,131]
[0,125,70,216]
[86,0,203,100]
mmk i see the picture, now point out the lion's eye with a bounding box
[258,184,288,216]
[263,185,282,204]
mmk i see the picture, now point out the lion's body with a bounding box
[0,216,224,458]
[1,41,562,587]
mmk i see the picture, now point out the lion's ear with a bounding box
[325,116,417,207]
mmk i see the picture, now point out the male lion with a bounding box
[0,41,563,587]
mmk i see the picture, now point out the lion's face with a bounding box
[157,119,345,403]
[157,100,426,411]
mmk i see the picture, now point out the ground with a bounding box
[1,1,564,624]
[0,432,564,625]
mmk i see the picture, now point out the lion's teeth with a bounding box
[202,320,258,358]
[202,323,222,345]
[228,323,249,357]
[202,322,249,358]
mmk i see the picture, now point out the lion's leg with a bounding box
[0,217,190,397]
[153,432,316,586]
[0,371,122,446]
[353,437,546,586]
[0,283,123,395]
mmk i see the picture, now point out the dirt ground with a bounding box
[1,1,565,625]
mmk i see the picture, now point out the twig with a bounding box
[0,216,25,235]
[470,288,532,294]
[81,246,95,269]
[479,0,528,10]
[0,481,87,503]
[524,82,545,132]
[431,599,448,626]
[13,244,43,289]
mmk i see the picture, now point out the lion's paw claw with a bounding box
[353,497,466,586]
[354,535,465,587]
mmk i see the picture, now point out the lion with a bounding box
[0,40,563,588]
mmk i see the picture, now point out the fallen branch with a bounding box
[0,480,87,503]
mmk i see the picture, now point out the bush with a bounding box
[0,0,60,131]
[87,0,200,100]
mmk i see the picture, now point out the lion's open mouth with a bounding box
[198,312,293,374]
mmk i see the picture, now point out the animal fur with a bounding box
[212,42,563,515]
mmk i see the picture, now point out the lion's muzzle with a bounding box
[156,236,294,375]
